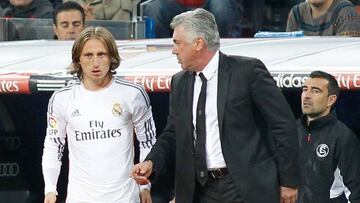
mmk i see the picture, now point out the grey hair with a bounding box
[170,8,220,51]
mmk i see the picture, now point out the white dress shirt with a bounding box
[192,51,226,169]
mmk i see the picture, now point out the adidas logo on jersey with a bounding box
[71,109,81,117]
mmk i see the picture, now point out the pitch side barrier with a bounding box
[1,72,360,94]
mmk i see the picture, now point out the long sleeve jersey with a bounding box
[42,78,156,202]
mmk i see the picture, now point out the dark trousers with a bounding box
[193,174,244,203]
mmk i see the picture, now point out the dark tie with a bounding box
[195,72,208,186]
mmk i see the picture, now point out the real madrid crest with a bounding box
[112,103,122,117]
[49,116,57,128]
[316,144,329,158]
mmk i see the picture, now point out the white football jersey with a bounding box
[42,78,156,203]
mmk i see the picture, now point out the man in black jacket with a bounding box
[297,70,360,203]
[132,8,299,203]
[53,1,85,40]
[4,0,53,18]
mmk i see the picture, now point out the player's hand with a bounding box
[280,186,297,203]
[140,189,152,203]
[44,192,56,203]
[131,160,153,185]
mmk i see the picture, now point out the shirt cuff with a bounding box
[139,183,151,191]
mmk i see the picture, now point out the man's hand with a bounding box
[140,189,152,203]
[280,186,297,203]
[131,160,153,185]
[44,192,56,203]
[81,3,96,20]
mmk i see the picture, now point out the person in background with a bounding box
[53,1,85,40]
[0,6,8,17]
[286,0,360,36]
[49,0,62,9]
[297,70,360,202]
[2,0,53,18]
[350,0,360,4]
[132,8,299,203]
[0,0,10,11]
[0,0,53,40]
[143,0,243,38]
[64,0,134,21]
[42,26,155,203]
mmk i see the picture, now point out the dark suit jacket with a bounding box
[147,52,300,203]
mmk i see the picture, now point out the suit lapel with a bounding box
[187,71,195,133]
[217,52,230,134]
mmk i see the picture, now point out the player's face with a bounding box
[53,10,84,40]
[301,77,335,120]
[172,26,199,71]
[79,38,112,90]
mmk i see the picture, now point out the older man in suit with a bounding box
[132,8,299,203]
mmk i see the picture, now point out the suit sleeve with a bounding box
[145,75,177,182]
[250,59,300,188]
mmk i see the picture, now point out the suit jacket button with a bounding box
[200,171,205,177]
